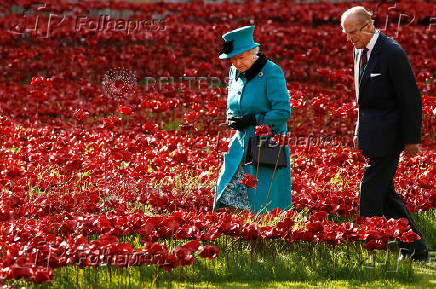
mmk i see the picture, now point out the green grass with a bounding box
[8,232,436,288]
[6,196,436,289]
[412,209,436,252]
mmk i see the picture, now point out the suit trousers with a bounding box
[359,154,424,241]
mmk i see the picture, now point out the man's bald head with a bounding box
[341,6,372,27]
[341,6,375,49]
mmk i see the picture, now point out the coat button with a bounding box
[238,91,241,95]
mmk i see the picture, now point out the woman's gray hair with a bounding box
[249,46,260,55]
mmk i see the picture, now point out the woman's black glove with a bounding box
[227,113,256,130]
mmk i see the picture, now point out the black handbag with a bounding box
[245,136,288,168]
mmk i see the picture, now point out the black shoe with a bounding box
[399,239,428,262]
[411,248,429,262]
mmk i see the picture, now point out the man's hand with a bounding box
[353,135,358,149]
[404,143,420,157]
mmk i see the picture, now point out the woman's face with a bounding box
[230,50,256,72]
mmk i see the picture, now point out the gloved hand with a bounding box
[227,113,256,130]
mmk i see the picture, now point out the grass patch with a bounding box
[412,209,436,251]
[8,227,436,288]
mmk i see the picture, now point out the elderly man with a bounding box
[341,6,428,261]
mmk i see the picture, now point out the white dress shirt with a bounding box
[354,30,379,101]
[364,30,379,61]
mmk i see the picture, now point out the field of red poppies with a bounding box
[0,0,435,287]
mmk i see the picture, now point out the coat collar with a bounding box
[359,32,386,91]
[235,52,268,82]
[369,31,385,56]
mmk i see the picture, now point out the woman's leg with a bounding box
[215,163,251,211]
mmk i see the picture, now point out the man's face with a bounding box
[342,15,373,49]
[231,50,255,72]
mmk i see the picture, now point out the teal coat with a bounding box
[214,59,292,215]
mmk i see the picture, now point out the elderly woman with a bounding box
[213,25,292,215]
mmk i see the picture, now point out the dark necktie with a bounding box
[359,48,369,81]
[236,70,245,81]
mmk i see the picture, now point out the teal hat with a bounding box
[219,25,260,59]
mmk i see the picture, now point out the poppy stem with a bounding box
[214,131,222,196]
[408,255,413,278]
[271,240,275,264]
[192,260,195,288]
[207,258,210,286]
[385,245,390,272]
[76,265,79,285]
[254,136,262,214]
[372,250,376,280]
[250,239,254,269]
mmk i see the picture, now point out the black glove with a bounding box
[227,113,256,130]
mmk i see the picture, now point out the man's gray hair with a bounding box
[341,6,373,27]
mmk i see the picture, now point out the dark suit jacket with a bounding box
[354,32,422,158]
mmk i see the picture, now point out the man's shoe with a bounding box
[411,249,428,262]
[399,239,428,262]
